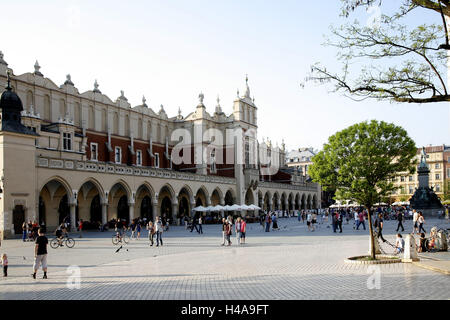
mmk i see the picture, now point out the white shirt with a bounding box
[396,238,405,249]
[413,211,419,222]
[155,220,163,232]
[307,214,312,222]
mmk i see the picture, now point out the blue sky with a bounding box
[2,0,449,150]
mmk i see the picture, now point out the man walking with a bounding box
[190,216,200,233]
[265,213,271,232]
[32,228,48,279]
[155,216,163,247]
[375,213,386,243]
[337,212,343,233]
[396,211,405,232]
[198,215,203,234]
[357,211,366,230]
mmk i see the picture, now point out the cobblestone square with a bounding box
[0,217,449,300]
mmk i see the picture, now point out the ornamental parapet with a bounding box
[36,156,236,185]
[259,180,318,192]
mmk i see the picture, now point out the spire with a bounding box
[142,95,148,107]
[177,107,183,120]
[64,74,74,86]
[215,95,222,114]
[34,60,43,76]
[198,92,205,107]
[6,70,11,90]
[93,79,101,93]
[244,74,251,99]
[119,90,128,101]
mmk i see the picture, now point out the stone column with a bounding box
[101,202,108,225]
[152,200,158,222]
[70,204,77,232]
[128,202,135,223]
[172,201,178,225]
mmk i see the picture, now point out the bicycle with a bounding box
[50,234,75,249]
[112,231,130,245]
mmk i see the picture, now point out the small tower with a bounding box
[233,75,258,126]
[0,72,39,239]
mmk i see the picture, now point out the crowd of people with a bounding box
[1,203,448,280]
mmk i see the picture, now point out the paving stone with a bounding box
[0,218,448,299]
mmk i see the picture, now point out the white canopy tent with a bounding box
[192,206,207,212]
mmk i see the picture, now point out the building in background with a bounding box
[390,145,448,203]
[285,147,316,176]
[0,53,321,238]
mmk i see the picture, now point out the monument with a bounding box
[409,147,444,217]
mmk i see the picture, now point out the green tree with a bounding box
[309,120,417,259]
[307,0,450,103]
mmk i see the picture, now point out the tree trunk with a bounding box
[367,207,376,260]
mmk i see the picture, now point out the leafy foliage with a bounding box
[309,120,417,208]
[306,0,450,103]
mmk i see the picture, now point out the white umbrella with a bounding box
[211,205,224,211]
[223,205,233,211]
[240,204,251,210]
[193,206,206,212]
[205,206,215,211]
[248,204,261,210]
[229,204,241,211]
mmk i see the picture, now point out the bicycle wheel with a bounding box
[65,237,75,248]
[112,235,120,245]
[50,238,60,249]
[122,234,130,244]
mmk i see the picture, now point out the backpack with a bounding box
[374,219,379,228]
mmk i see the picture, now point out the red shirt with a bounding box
[241,221,247,233]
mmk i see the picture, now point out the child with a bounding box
[2,253,8,277]
[418,233,427,253]
[395,234,404,254]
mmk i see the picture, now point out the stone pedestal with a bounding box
[403,234,420,262]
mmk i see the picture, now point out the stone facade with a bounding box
[0,54,320,238]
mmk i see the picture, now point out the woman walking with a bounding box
[418,212,426,234]
[225,221,232,246]
[240,218,247,245]
[235,217,242,245]
[147,221,155,246]
[136,221,141,240]
[221,218,227,246]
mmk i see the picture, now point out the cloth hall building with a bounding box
[0,52,320,238]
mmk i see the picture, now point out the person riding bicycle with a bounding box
[55,223,66,247]
[114,219,127,240]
